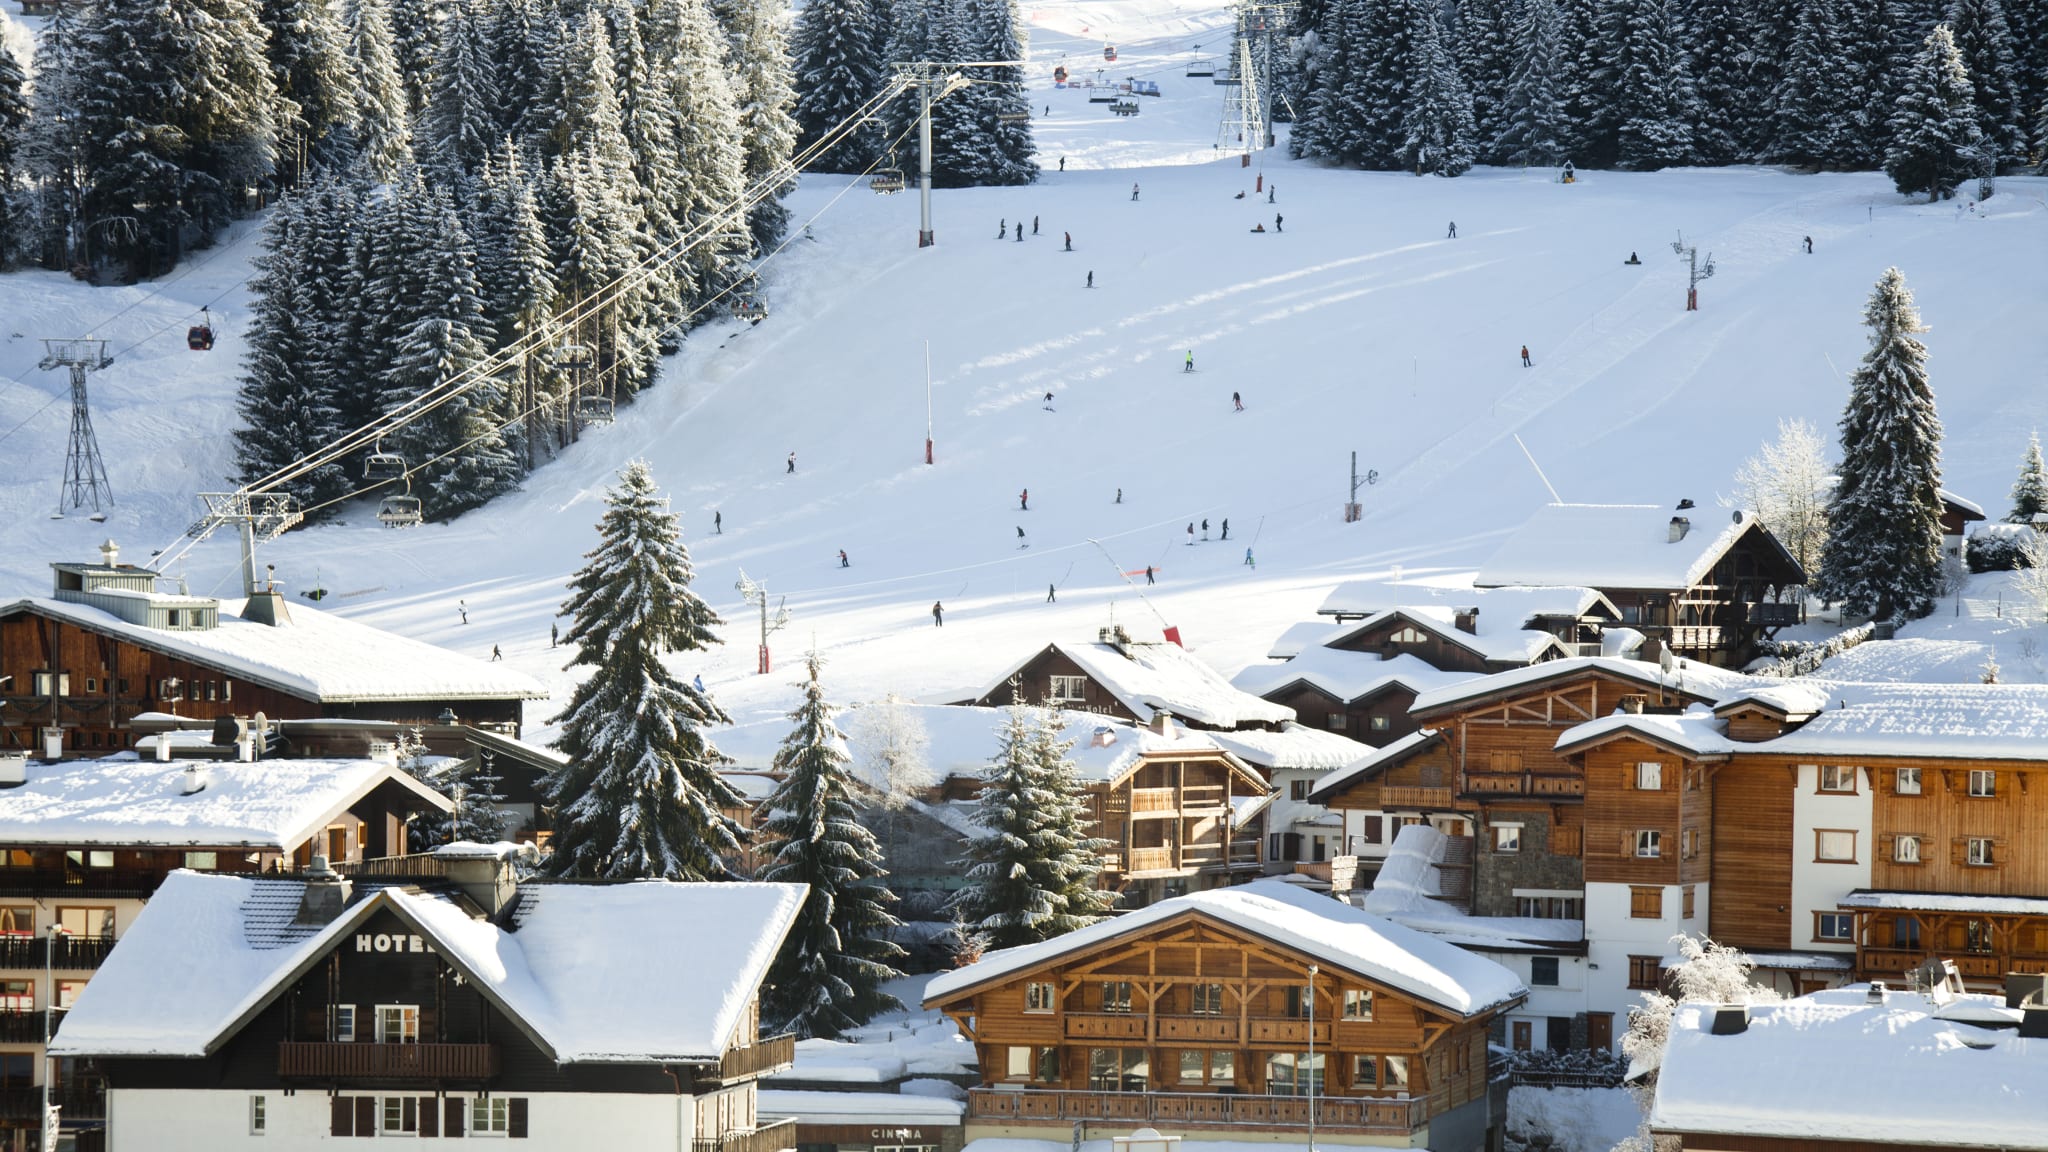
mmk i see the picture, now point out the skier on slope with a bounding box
[1184,350,1195,373]
[1065,232,1073,251]
[1201,518,1209,539]
[1020,488,1029,510]
[1221,519,1229,540]
[1448,221,1457,238]
[933,602,944,626]
[1132,183,1140,201]
[1047,583,1056,603]
[998,218,1006,238]
[787,451,797,473]
[838,550,849,568]
[1233,391,1243,411]
[1145,565,1155,584]
[1274,214,1283,233]
[1186,523,1195,545]
[1520,345,1532,367]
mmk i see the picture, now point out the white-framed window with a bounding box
[1819,765,1857,793]
[1815,913,1854,941]
[1342,989,1374,1020]
[1492,824,1522,854]
[380,1096,420,1136]
[1968,770,1996,797]
[333,1004,356,1042]
[249,1095,267,1135]
[1024,981,1055,1013]
[1894,836,1921,864]
[1389,626,1426,645]
[1896,767,1922,795]
[1048,675,1088,703]
[1635,830,1663,858]
[1326,712,1344,730]
[1815,830,1856,863]
[184,851,218,870]
[1968,837,1996,866]
[377,1004,419,1044]
[470,1096,511,1136]
[1682,828,1700,859]
[1635,762,1663,791]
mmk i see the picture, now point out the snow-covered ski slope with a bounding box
[2,0,2045,731]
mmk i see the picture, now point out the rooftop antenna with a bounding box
[41,338,116,521]
[735,568,791,674]
[1512,434,1563,503]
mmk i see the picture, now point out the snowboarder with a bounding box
[932,601,944,626]
[1115,487,1122,504]
[1020,488,1029,510]
[1234,190,1246,199]
[490,645,501,661]
[1044,391,1055,407]
[1201,518,1209,539]
[1625,251,1641,264]
[1520,345,1532,367]
[1803,235,1813,254]
[1244,548,1255,568]
[1447,221,1457,238]
[998,218,1006,238]
[1065,232,1073,251]
[550,622,558,648]
[1131,183,1140,201]
[1017,526,1027,544]
[1221,519,1229,540]
[838,549,849,568]
[1274,214,1282,232]
[1015,224,1023,242]
[1145,564,1155,584]
[787,451,796,473]
[1186,522,1195,545]
[458,600,468,625]
[1086,270,1094,288]
[714,510,722,534]
[1046,583,1056,603]
[1233,391,1243,411]
[1033,216,1040,235]
[1184,350,1195,373]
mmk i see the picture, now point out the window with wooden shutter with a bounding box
[353,1096,376,1138]
[444,1097,465,1138]
[331,1096,353,1138]
[509,1097,529,1138]
[419,1097,439,1137]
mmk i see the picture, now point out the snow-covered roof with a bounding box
[1838,889,2048,916]
[0,596,545,704]
[52,872,805,1063]
[0,755,450,848]
[1410,657,1750,717]
[1475,504,1791,591]
[1359,825,1583,950]
[1230,650,1473,706]
[1939,488,1986,519]
[758,1090,964,1126]
[1322,607,1571,666]
[1659,949,1850,972]
[1207,723,1377,773]
[1553,709,1737,759]
[975,641,1295,729]
[1307,729,1442,802]
[1712,680,1830,717]
[1266,620,1344,660]
[924,878,1525,1019]
[1315,581,1614,621]
[1650,989,2048,1148]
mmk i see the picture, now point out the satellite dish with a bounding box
[1659,647,1675,675]
[1732,509,1744,524]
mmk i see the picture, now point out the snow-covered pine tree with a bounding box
[258,0,358,184]
[1590,0,1699,169]
[954,697,1111,949]
[2001,0,2047,143]
[444,751,514,843]
[757,654,907,1039]
[1452,0,1517,161]
[1681,0,1749,164]
[0,23,26,262]
[924,0,995,184]
[1350,0,1430,167]
[1885,24,1988,199]
[1840,0,1916,166]
[20,0,88,268]
[233,193,351,507]
[1731,0,1802,159]
[595,0,686,323]
[1815,268,1947,621]
[1772,0,1866,167]
[1552,0,1605,160]
[789,0,883,171]
[1401,8,1479,175]
[486,0,545,143]
[387,0,446,113]
[966,0,1038,185]
[422,0,498,183]
[1941,0,2028,167]
[346,0,416,178]
[543,460,746,881]
[650,0,756,305]
[878,0,930,150]
[1287,0,1366,160]
[2008,432,2048,523]
[1494,0,1568,165]
[725,0,799,249]
[469,145,560,467]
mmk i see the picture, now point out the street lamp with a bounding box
[43,922,57,1151]
[1306,962,1318,1152]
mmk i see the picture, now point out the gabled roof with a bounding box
[1552,710,1737,760]
[1711,681,1830,720]
[0,596,545,704]
[52,872,805,1063]
[1360,825,1583,952]
[1230,650,1474,706]
[1266,620,1345,660]
[0,754,450,849]
[1939,488,1986,520]
[1409,657,1750,720]
[1315,581,1615,622]
[1306,730,1442,804]
[1207,723,1377,773]
[1321,607,1572,666]
[974,641,1295,729]
[1651,989,2048,1148]
[1475,504,1802,591]
[923,878,1524,1019]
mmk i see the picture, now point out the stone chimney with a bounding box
[1149,709,1177,739]
[295,854,354,926]
[1453,607,1479,634]
[441,847,520,918]
[99,538,120,568]
[1668,516,1692,543]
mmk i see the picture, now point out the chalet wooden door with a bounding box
[1511,1021,1532,1051]
[1585,1013,1613,1052]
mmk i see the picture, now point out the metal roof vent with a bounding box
[1668,516,1692,543]
[1867,981,1888,1004]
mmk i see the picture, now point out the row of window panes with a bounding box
[328,1004,419,1043]
[0,978,88,1010]
[1076,1048,1408,1094]
[1053,982,1372,1020]
[24,672,233,701]
[1885,767,1994,797]
[314,1095,517,1137]
[1324,713,1392,733]
[1514,896,1581,920]
[1049,675,1087,703]
[0,906,114,936]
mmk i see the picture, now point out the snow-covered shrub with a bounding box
[1969,523,2043,572]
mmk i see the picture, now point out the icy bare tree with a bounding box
[851,693,933,810]
[1614,936,1781,1152]
[2013,531,2048,623]
[1729,418,1832,580]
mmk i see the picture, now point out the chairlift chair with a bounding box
[733,296,767,323]
[1187,58,1216,77]
[575,395,616,425]
[376,489,423,528]
[1111,97,1140,116]
[870,169,906,193]
[363,445,406,482]
[187,308,215,351]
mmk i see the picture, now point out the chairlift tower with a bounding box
[892,60,1020,248]
[1217,1,1293,155]
[41,339,115,521]
[735,568,790,675]
[186,492,305,596]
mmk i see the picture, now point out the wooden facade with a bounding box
[928,911,1515,1148]
[1587,521,1804,668]
[1088,751,1269,903]
[974,647,1141,722]
[1257,680,1423,749]
[1322,613,1560,676]
[1705,759,1795,951]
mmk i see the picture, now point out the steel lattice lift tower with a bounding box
[41,338,115,521]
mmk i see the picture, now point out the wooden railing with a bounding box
[1131,788,1178,814]
[1063,1015,1331,1045]
[1155,1015,1239,1043]
[0,1007,62,1043]
[1066,1012,1148,1040]
[336,854,455,879]
[1246,1018,1331,1046]
[277,1042,499,1080]
[967,1089,1425,1134]
[1461,773,1584,798]
[693,1117,799,1152]
[1378,785,1454,809]
[720,1033,796,1081]
[1127,847,1176,873]
[1665,626,1724,650]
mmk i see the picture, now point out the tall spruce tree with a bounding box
[387,0,446,113]
[0,26,27,262]
[1590,0,1699,169]
[1841,0,1915,166]
[22,1,89,268]
[422,0,498,183]
[1814,268,1947,621]
[726,0,799,248]
[757,655,906,1039]
[967,0,1038,184]
[1683,0,1750,163]
[789,0,883,171]
[1453,0,1517,160]
[346,0,416,178]
[543,461,746,881]
[1773,0,1865,166]
[258,0,359,183]
[1942,0,2027,166]
[1886,24,1987,199]
[1401,8,1479,175]
[954,698,1111,949]
[233,192,351,507]
[1495,0,1568,165]
[2009,433,2048,523]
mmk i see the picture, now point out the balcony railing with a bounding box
[278,1041,499,1080]
[0,934,117,971]
[0,1079,108,1121]
[0,870,167,895]
[0,1007,64,1042]
[719,1033,796,1081]
[1130,788,1178,814]
[693,1116,798,1152]
[967,1088,1425,1135]
[1063,1015,1331,1046]
[1461,773,1584,799]
[1127,847,1178,874]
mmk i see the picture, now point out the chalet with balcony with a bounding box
[0,542,545,759]
[1939,488,1987,559]
[924,878,1525,1152]
[1232,652,1472,750]
[962,629,1294,732]
[1206,725,1375,882]
[1475,502,1805,667]
[0,751,451,1150]
[51,853,805,1151]
[1314,583,1620,665]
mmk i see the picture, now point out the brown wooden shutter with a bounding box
[331,1096,353,1137]
[509,1097,529,1138]
[419,1097,439,1137]
[444,1097,466,1138]
[353,1096,376,1137]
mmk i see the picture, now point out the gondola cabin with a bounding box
[1103,43,1117,61]
[186,320,215,350]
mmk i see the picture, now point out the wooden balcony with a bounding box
[694,1117,799,1152]
[1664,625,1725,651]
[1461,773,1583,799]
[0,1007,62,1043]
[1066,1012,1149,1040]
[1127,847,1178,874]
[1155,1015,1239,1043]
[1063,1015,1331,1045]
[967,1088,1425,1135]
[1131,788,1178,814]
[1246,1018,1331,1046]
[1378,785,1455,810]
[719,1033,796,1081]
[278,1041,499,1080]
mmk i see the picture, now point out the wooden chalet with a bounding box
[1475,502,1805,667]
[0,544,544,759]
[962,628,1294,732]
[924,880,1524,1152]
[1232,653,1467,750]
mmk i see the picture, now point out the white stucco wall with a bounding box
[1789,762,1873,954]
[1584,881,1708,1022]
[108,1089,698,1151]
